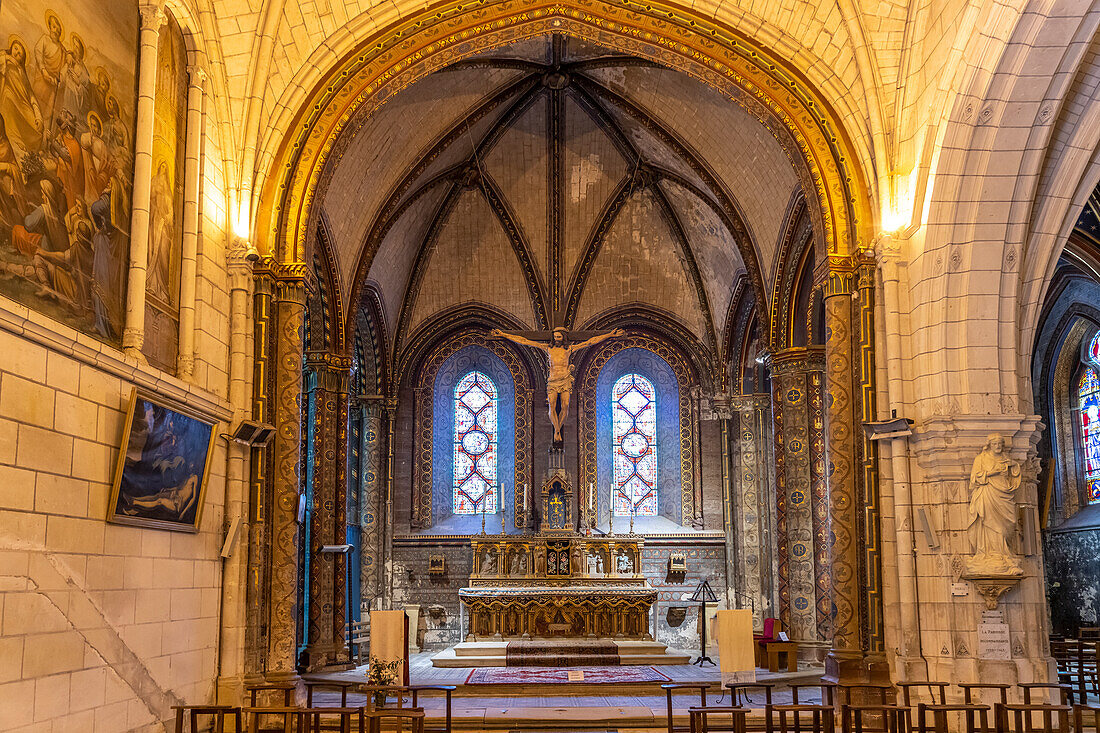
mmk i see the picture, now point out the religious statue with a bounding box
[966,433,1023,576]
[491,327,625,442]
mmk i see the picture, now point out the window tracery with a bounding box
[1081,333,1100,504]
[612,373,657,516]
[453,371,498,514]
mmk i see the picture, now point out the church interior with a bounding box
[4,0,1100,731]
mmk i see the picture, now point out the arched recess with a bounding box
[252,0,875,332]
[770,191,821,352]
[407,325,535,532]
[576,329,699,528]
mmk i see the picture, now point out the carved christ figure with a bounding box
[491,326,625,442]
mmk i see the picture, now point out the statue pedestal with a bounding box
[961,572,1023,610]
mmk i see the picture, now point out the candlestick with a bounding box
[630,499,635,535]
[501,483,507,534]
[480,495,486,534]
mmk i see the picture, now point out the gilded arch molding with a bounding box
[255,0,874,305]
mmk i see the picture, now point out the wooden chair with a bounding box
[689,706,748,733]
[844,704,910,733]
[1017,684,1074,706]
[299,707,366,733]
[755,618,782,667]
[408,684,456,733]
[725,683,774,733]
[247,682,297,707]
[960,684,1011,733]
[304,680,358,707]
[244,706,301,733]
[1079,628,1100,642]
[993,703,1070,733]
[895,682,950,708]
[347,620,369,664]
[912,703,990,733]
[789,682,838,708]
[361,685,412,711]
[172,705,242,733]
[365,708,425,733]
[836,684,895,733]
[664,683,711,733]
[1074,703,1100,732]
[1056,642,1099,702]
[772,704,836,733]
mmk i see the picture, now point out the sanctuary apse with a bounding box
[5,0,1100,728]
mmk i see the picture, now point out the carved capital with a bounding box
[187,63,208,88]
[139,4,167,31]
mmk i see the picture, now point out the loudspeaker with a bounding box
[220,516,242,558]
[916,506,939,549]
[227,420,275,447]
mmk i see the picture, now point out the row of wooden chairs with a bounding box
[172,704,424,733]
[1052,640,1100,702]
[664,681,1100,733]
[174,681,454,733]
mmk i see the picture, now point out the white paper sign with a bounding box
[978,622,1011,660]
[567,671,584,682]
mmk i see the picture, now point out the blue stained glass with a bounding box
[454,371,498,513]
[612,373,657,516]
[1080,367,1100,504]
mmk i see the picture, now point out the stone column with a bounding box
[244,264,274,678]
[177,63,207,379]
[267,263,308,678]
[217,241,254,702]
[359,399,385,612]
[857,261,886,659]
[732,394,776,626]
[771,350,828,648]
[304,353,350,669]
[822,265,866,682]
[122,4,166,358]
[332,372,351,664]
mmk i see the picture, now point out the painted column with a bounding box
[267,263,308,678]
[822,265,866,682]
[244,263,274,678]
[177,63,207,378]
[217,241,254,702]
[359,399,385,613]
[732,394,775,626]
[857,261,886,660]
[771,350,827,647]
[304,354,350,669]
[122,4,166,358]
[332,370,351,664]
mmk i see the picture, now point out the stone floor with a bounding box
[304,651,828,730]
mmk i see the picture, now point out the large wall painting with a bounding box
[0,1,137,343]
[108,387,216,532]
[142,11,186,372]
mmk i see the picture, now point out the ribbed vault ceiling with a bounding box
[321,35,803,361]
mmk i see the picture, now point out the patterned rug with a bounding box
[466,666,671,685]
[505,640,620,666]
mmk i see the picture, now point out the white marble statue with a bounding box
[966,433,1023,576]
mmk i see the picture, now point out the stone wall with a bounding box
[390,543,473,649]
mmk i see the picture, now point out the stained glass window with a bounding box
[453,371,498,514]
[1090,332,1100,365]
[612,373,657,516]
[1080,366,1100,504]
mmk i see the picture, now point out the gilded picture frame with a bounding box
[107,387,217,532]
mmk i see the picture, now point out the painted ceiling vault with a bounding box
[321,35,803,361]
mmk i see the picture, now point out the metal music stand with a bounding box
[691,580,719,667]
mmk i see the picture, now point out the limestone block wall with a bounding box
[0,108,234,731]
[390,544,473,649]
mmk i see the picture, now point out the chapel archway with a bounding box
[243,0,881,682]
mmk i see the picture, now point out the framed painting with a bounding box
[107,387,217,532]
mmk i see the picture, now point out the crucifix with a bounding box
[491,326,625,443]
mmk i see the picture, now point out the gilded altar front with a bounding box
[462,535,656,640]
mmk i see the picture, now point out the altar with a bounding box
[462,535,656,640]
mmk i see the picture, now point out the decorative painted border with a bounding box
[412,330,532,529]
[577,334,694,526]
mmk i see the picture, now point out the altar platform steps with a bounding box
[432,639,691,668]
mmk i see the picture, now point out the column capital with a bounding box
[186,63,208,88]
[139,3,167,30]
[873,233,906,283]
[228,238,256,293]
[259,259,311,305]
